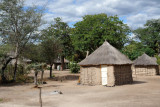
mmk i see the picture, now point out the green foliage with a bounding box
[0,64,31,82]
[155,55,160,65]
[0,98,3,102]
[122,41,155,60]
[51,17,74,59]
[41,38,62,65]
[69,62,80,73]
[134,18,160,54]
[40,25,62,65]
[21,43,43,63]
[0,0,44,80]
[71,13,131,61]
[0,44,13,57]
[52,74,55,77]
[0,0,44,61]
[27,63,47,72]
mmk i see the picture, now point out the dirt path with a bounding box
[0,73,160,107]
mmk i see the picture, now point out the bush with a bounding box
[155,55,160,65]
[0,98,3,102]
[0,64,31,83]
[69,62,80,73]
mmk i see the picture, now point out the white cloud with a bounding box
[25,0,160,29]
[126,13,160,30]
[25,0,49,7]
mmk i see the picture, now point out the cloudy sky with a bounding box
[25,0,160,30]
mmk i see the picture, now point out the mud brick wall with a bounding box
[133,65,159,76]
[80,66,101,85]
[114,65,133,85]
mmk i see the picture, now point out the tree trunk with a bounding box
[158,42,160,55]
[61,56,64,71]
[13,58,18,81]
[41,70,44,84]
[49,64,53,78]
[86,51,89,58]
[1,57,13,83]
[34,71,39,86]
[13,43,19,81]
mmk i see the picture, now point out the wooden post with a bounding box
[135,67,137,79]
[38,87,42,107]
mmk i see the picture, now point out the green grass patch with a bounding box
[0,98,3,102]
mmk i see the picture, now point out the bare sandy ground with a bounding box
[0,71,160,107]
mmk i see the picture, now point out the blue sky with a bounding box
[25,0,160,30]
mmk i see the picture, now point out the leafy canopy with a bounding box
[134,19,160,54]
[0,0,43,55]
[71,13,130,61]
[121,41,155,60]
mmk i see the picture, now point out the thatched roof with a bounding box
[134,53,158,66]
[79,41,132,66]
[151,57,157,62]
[54,58,69,63]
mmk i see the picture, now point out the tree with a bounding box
[52,17,72,70]
[134,19,160,54]
[71,13,130,61]
[0,44,14,82]
[0,0,44,81]
[121,41,155,60]
[21,43,43,63]
[27,63,47,86]
[41,27,62,78]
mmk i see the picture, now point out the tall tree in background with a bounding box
[0,0,43,81]
[121,41,155,60]
[41,27,62,78]
[134,19,160,54]
[52,18,72,70]
[21,43,43,63]
[71,13,130,61]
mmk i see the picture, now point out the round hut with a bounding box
[133,53,159,76]
[79,41,133,86]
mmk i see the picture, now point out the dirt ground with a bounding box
[0,70,160,107]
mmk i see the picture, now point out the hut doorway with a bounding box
[101,65,108,85]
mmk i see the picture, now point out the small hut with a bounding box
[79,41,133,86]
[53,58,69,70]
[133,53,159,76]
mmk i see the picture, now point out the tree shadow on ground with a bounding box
[0,82,31,87]
[43,85,63,88]
[132,80,147,84]
[48,75,79,81]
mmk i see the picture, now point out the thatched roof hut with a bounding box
[79,41,133,86]
[151,57,157,62]
[134,53,158,66]
[53,58,69,70]
[79,41,132,65]
[133,53,159,76]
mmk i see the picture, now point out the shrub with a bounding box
[0,64,31,83]
[155,55,160,65]
[0,98,3,102]
[69,62,80,73]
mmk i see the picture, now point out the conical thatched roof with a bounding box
[151,57,157,62]
[79,41,132,66]
[134,53,158,66]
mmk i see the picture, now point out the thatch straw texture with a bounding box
[151,57,157,62]
[134,53,158,66]
[79,41,132,66]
